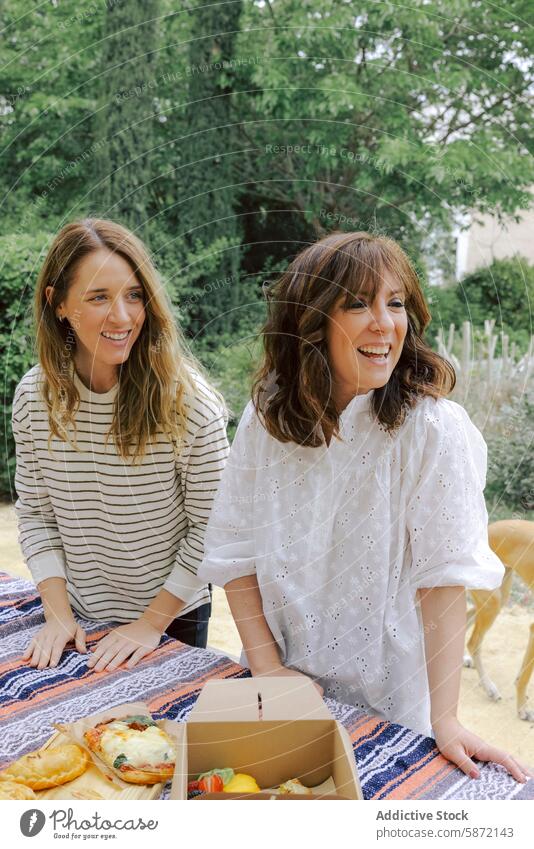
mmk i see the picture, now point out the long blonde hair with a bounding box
[35,218,225,460]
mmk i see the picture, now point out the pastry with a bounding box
[0,780,37,800]
[84,714,175,785]
[277,777,312,795]
[1,744,89,790]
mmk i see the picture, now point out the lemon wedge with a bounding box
[222,773,260,793]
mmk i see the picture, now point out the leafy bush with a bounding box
[485,391,534,511]
[194,332,263,441]
[427,285,468,339]
[427,257,534,354]
[0,233,53,497]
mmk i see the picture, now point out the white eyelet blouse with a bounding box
[199,391,504,736]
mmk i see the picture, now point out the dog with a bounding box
[464,519,534,721]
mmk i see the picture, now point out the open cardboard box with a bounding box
[170,678,362,800]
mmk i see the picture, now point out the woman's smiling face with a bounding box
[325,272,408,409]
[47,248,146,383]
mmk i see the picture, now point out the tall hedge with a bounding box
[177,0,244,335]
[486,391,534,511]
[93,0,160,230]
[428,257,534,353]
[0,233,52,497]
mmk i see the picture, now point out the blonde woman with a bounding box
[12,219,229,671]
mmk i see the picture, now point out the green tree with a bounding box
[458,257,534,333]
[229,0,533,259]
[0,1,102,231]
[0,232,52,496]
[173,0,245,336]
[93,0,160,229]
[486,391,534,511]
[428,257,534,352]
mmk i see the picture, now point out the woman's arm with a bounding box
[87,587,183,673]
[225,575,323,694]
[88,412,229,671]
[141,589,184,633]
[39,577,74,623]
[418,586,465,728]
[22,578,87,668]
[225,575,282,674]
[13,382,87,668]
[419,586,532,782]
[162,412,230,603]
[12,382,69,589]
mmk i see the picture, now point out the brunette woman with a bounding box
[200,231,532,782]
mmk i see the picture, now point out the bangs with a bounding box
[337,239,410,309]
[253,230,455,446]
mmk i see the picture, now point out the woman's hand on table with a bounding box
[433,716,534,783]
[22,617,87,669]
[253,664,324,697]
[87,619,162,672]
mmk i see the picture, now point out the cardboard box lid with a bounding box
[189,677,332,722]
[170,679,363,799]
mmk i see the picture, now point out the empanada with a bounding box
[84,714,175,785]
[1,744,90,790]
[0,780,37,800]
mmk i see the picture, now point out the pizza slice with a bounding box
[84,714,176,785]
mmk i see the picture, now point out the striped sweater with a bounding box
[12,365,229,622]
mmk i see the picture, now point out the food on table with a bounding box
[223,773,261,794]
[198,773,224,793]
[0,779,37,800]
[188,788,204,799]
[84,714,175,785]
[277,777,312,795]
[198,767,235,786]
[187,767,260,797]
[188,769,318,797]
[71,789,104,800]
[187,779,200,795]
[0,744,89,790]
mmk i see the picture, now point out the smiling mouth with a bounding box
[101,330,131,341]
[356,344,391,361]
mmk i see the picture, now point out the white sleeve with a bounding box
[198,401,259,587]
[406,399,505,591]
[12,380,67,584]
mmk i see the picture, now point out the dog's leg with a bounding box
[466,604,477,628]
[516,622,534,722]
[466,590,502,700]
[500,566,514,607]
[463,603,477,666]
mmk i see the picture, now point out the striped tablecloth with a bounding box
[1,573,532,800]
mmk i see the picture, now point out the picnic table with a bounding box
[1,572,532,801]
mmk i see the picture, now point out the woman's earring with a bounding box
[57,314,65,323]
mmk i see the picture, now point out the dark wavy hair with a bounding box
[252,231,455,446]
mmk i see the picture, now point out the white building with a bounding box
[456,191,534,279]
